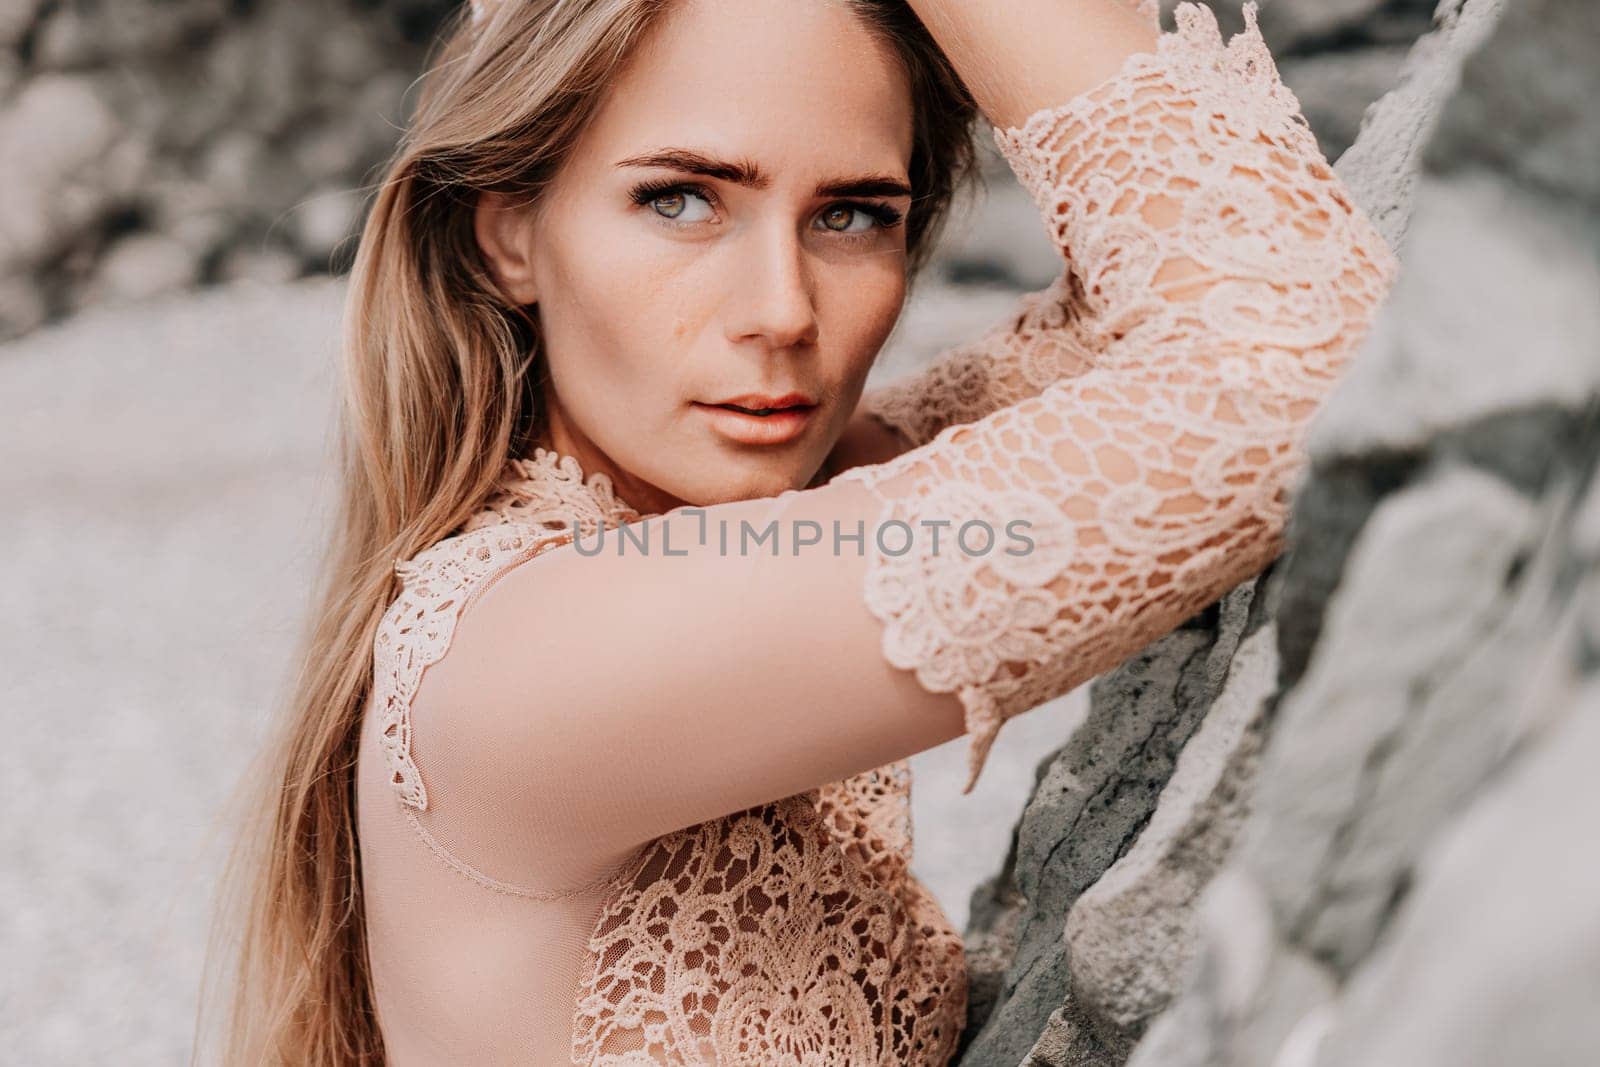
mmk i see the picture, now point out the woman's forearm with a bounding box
[906,0,1159,130]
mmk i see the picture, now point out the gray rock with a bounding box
[974,1,1600,1065]
[1243,466,1541,971]
[0,1,458,341]
[957,581,1269,1065]
[1127,867,1340,1067]
[287,187,365,266]
[84,233,202,305]
[1335,0,1508,248]
[0,74,121,266]
[1423,0,1600,206]
[1319,676,1600,1067]
[32,7,100,70]
[1063,624,1279,1056]
[0,0,42,51]
[1279,46,1411,162]
[216,246,304,286]
[1258,0,1390,51]
[1303,172,1600,459]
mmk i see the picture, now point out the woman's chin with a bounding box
[670,461,813,508]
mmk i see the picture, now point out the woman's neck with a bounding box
[531,405,690,518]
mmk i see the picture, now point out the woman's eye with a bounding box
[649,188,714,223]
[818,205,877,235]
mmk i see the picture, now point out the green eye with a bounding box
[819,202,902,237]
[631,182,716,223]
[821,207,856,231]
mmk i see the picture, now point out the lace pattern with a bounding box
[372,448,640,811]
[373,453,970,1063]
[859,0,1160,447]
[834,1,1400,793]
[571,788,965,1066]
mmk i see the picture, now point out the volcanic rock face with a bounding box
[956,2,1600,1065]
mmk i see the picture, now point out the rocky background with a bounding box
[4,0,1597,1064]
[954,1,1600,1065]
[0,0,458,339]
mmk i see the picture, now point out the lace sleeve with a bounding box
[858,0,1165,448]
[831,1,1400,792]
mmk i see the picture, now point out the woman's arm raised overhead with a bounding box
[403,1,1399,896]
[843,0,1204,461]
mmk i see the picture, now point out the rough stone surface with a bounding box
[955,580,1272,1065]
[1063,622,1278,1056]
[959,0,1600,1064]
[1278,45,1411,162]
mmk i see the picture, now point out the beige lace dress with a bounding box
[354,4,1399,1063]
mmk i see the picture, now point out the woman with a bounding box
[215,0,1398,1062]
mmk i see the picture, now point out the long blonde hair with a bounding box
[205,0,979,1061]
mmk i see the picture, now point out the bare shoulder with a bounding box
[373,522,578,810]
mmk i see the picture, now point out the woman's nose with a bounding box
[724,221,820,351]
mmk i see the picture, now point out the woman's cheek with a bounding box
[827,270,901,371]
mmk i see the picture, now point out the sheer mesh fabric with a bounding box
[354,4,1399,1063]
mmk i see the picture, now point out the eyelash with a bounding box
[626,179,905,243]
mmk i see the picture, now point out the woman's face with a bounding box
[475,0,915,513]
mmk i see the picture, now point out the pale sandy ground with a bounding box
[0,275,1087,1064]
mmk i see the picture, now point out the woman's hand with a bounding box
[905,0,1159,130]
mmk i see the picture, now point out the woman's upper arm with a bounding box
[413,477,967,890]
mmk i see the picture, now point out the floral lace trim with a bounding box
[460,446,643,535]
[373,521,580,811]
[992,2,1317,208]
[373,447,637,812]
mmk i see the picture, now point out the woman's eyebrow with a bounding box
[615,148,913,199]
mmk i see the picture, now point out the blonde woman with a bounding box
[214,0,1397,1061]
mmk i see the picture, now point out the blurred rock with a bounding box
[86,233,201,304]
[0,0,458,342]
[0,0,42,51]
[215,246,303,286]
[1423,0,1600,207]
[1279,45,1410,161]
[288,187,365,268]
[1256,0,1435,52]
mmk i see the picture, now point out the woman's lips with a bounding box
[692,401,816,445]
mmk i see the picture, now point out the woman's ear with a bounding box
[474,190,540,305]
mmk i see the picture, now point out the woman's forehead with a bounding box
[581,0,914,180]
